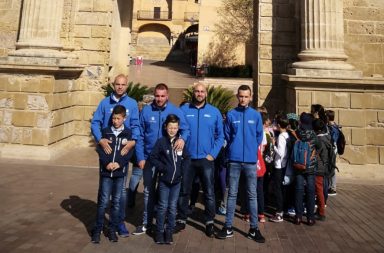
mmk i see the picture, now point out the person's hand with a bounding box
[99,138,112,154]
[121,140,135,156]
[206,154,214,161]
[112,162,120,171]
[138,160,146,170]
[173,139,185,151]
[106,163,114,171]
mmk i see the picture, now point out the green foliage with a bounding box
[207,65,252,78]
[101,82,151,102]
[183,85,234,115]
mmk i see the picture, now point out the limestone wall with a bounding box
[344,0,384,76]
[0,0,22,57]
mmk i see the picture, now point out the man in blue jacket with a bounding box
[132,83,190,235]
[175,82,224,237]
[91,74,140,237]
[217,85,265,243]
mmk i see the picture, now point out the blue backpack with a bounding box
[292,137,313,171]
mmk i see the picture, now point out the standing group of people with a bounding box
[89,74,342,245]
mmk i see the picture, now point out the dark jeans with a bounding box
[272,168,284,213]
[178,159,215,224]
[94,176,124,232]
[156,181,181,233]
[257,176,264,215]
[295,173,315,220]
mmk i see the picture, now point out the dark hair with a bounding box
[257,106,268,113]
[154,83,169,92]
[112,105,126,117]
[289,118,299,130]
[311,104,327,124]
[164,114,180,127]
[261,112,269,125]
[313,118,325,133]
[237,84,251,93]
[325,110,335,121]
[277,115,289,129]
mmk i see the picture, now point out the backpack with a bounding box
[327,143,339,177]
[336,127,346,155]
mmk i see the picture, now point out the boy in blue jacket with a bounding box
[91,105,134,244]
[149,114,191,244]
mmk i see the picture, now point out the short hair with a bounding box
[277,115,289,129]
[112,105,126,117]
[261,112,269,125]
[154,83,169,92]
[313,118,325,132]
[237,85,251,94]
[257,106,268,113]
[325,110,335,121]
[164,114,180,127]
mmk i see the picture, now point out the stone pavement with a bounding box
[1,148,384,253]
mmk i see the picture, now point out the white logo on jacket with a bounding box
[204,114,211,118]
[248,120,255,124]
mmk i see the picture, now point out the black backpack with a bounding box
[336,127,346,155]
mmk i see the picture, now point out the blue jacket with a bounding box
[97,126,134,178]
[136,102,190,162]
[180,102,224,159]
[224,106,263,163]
[91,94,140,143]
[149,136,190,185]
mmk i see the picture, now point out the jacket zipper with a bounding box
[242,109,245,162]
[111,137,119,177]
[196,108,200,158]
[157,110,161,138]
[171,142,177,184]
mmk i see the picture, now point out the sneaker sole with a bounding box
[132,232,146,235]
[118,233,129,238]
[269,219,284,222]
[217,234,233,239]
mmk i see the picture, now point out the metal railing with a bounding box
[137,10,172,20]
[184,12,199,22]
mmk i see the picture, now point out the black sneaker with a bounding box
[155,231,165,244]
[164,230,173,244]
[247,228,265,243]
[108,230,118,242]
[328,189,337,196]
[205,223,215,237]
[91,230,101,244]
[217,226,233,239]
[132,225,147,235]
[174,221,186,233]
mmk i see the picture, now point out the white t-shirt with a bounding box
[273,131,289,169]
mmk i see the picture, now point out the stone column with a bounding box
[12,0,66,58]
[290,0,361,77]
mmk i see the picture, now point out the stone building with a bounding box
[0,0,383,165]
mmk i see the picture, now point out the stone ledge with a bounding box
[338,163,384,182]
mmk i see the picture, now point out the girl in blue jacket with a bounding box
[149,114,190,244]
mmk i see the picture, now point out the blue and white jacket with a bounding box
[91,94,140,143]
[180,102,224,159]
[224,106,263,163]
[136,101,190,162]
[149,136,190,185]
[97,126,134,178]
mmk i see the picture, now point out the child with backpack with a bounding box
[312,119,332,221]
[325,110,345,196]
[293,112,320,226]
[269,115,290,222]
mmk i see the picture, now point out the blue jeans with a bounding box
[225,162,258,228]
[178,159,215,224]
[94,176,124,232]
[118,172,128,224]
[142,162,157,226]
[127,166,143,206]
[156,181,181,233]
[295,173,315,220]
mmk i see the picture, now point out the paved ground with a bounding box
[1,148,384,253]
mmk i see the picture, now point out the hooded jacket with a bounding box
[136,102,190,162]
[149,136,191,185]
[91,94,140,142]
[97,126,134,178]
[224,106,263,163]
[180,102,224,159]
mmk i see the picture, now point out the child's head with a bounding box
[261,112,270,127]
[325,110,335,122]
[287,113,299,130]
[300,112,314,130]
[112,105,126,128]
[312,118,325,133]
[276,115,289,131]
[164,114,180,138]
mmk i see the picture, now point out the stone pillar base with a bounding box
[288,67,363,79]
[0,136,93,160]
